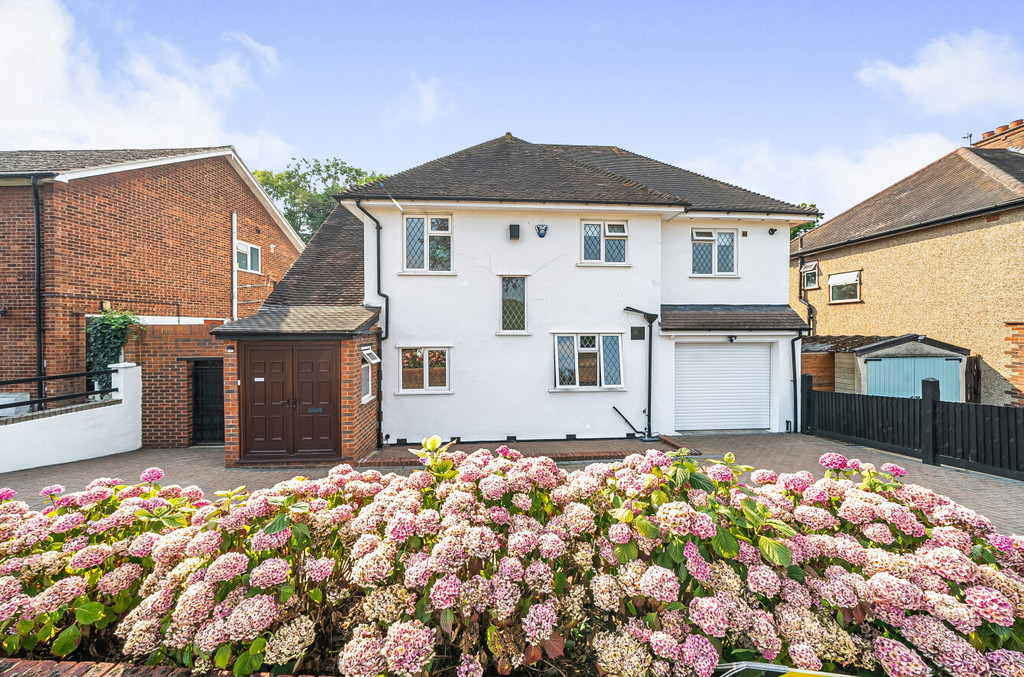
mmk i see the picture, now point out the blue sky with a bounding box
[3,0,1024,218]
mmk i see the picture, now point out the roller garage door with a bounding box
[675,343,771,430]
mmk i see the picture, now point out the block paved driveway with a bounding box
[0,434,1021,535]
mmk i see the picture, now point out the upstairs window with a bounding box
[801,261,819,289]
[500,276,527,332]
[691,229,736,276]
[553,334,622,389]
[581,221,628,264]
[829,271,861,303]
[236,241,261,273]
[405,216,452,272]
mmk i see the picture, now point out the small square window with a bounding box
[580,220,629,264]
[800,261,819,290]
[235,241,261,273]
[405,215,452,272]
[400,347,449,391]
[828,271,861,303]
[691,229,737,276]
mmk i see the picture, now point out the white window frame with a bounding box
[397,346,452,394]
[551,333,624,390]
[360,346,380,403]
[402,215,453,273]
[690,228,738,277]
[579,220,629,265]
[235,241,261,274]
[800,261,820,290]
[828,271,861,304]
[498,275,529,334]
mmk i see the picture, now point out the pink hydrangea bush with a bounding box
[0,440,1022,677]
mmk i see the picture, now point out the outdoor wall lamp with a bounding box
[535,224,548,238]
[727,335,737,342]
[768,227,778,235]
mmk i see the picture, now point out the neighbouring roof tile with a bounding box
[211,305,378,336]
[0,147,232,176]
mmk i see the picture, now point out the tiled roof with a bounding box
[660,304,809,331]
[0,147,231,176]
[211,305,378,336]
[263,205,364,306]
[792,147,1024,255]
[341,134,812,213]
[544,144,814,214]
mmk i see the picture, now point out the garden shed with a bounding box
[802,334,970,402]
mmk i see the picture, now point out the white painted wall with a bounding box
[351,202,800,442]
[0,363,142,472]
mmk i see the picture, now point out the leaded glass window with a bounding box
[553,334,624,389]
[405,216,452,271]
[581,221,628,263]
[583,223,602,261]
[691,229,737,275]
[500,277,526,331]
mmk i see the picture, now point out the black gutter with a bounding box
[624,306,659,442]
[354,198,389,450]
[32,176,44,404]
[792,195,1024,257]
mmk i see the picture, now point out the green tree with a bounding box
[254,158,384,242]
[790,202,823,240]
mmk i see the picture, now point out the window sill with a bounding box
[828,299,863,305]
[237,268,263,276]
[576,262,631,268]
[802,285,820,291]
[361,394,376,405]
[548,387,627,393]
[394,389,454,396]
[398,271,457,276]
[689,274,739,278]
[496,331,531,336]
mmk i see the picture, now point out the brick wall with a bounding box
[123,323,224,448]
[0,156,301,446]
[223,333,380,466]
[1007,322,1024,406]
[973,120,1024,149]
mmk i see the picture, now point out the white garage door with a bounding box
[674,343,771,430]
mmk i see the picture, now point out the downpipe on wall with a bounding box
[791,330,803,433]
[231,212,238,321]
[354,198,390,449]
[624,306,660,442]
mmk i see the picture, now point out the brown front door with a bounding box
[242,343,339,460]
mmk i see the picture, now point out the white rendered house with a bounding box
[338,134,812,445]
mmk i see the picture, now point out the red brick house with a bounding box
[0,147,304,448]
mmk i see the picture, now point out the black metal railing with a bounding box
[0,369,117,412]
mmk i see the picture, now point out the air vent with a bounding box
[509,224,520,240]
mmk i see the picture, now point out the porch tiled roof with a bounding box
[211,305,378,336]
[660,304,809,331]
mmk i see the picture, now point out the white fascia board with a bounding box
[339,198,686,216]
[680,211,814,223]
[659,330,802,339]
[52,148,305,253]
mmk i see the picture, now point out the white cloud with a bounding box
[858,30,1024,115]
[385,72,451,127]
[683,132,958,220]
[222,31,281,74]
[0,0,293,168]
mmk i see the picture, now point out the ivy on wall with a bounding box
[85,310,142,390]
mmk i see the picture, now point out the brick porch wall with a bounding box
[123,323,224,448]
[1007,322,1024,407]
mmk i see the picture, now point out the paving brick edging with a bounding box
[0,658,324,677]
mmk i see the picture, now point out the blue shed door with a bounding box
[866,357,960,401]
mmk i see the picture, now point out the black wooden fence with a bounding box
[802,374,1024,481]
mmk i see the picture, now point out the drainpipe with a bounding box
[624,306,659,442]
[231,212,238,321]
[354,198,390,449]
[790,330,803,433]
[32,176,44,403]
[796,254,816,334]
[354,199,389,341]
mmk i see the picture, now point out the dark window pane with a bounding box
[236,250,248,270]
[401,348,423,389]
[556,336,576,386]
[430,217,450,232]
[605,237,626,262]
[501,277,526,331]
[602,336,621,385]
[361,363,371,398]
[831,283,859,301]
[583,223,602,260]
[428,350,447,387]
[250,247,260,272]
[578,351,599,386]
[428,235,451,271]
[692,242,713,274]
[580,335,597,349]
[717,232,734,273]
[406,218,424,269]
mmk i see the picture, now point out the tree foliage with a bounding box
[790,202,823,240]
[85,310,141,389]
[254,158,384,243]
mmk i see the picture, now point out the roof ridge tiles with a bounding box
[958,147,1024,195]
